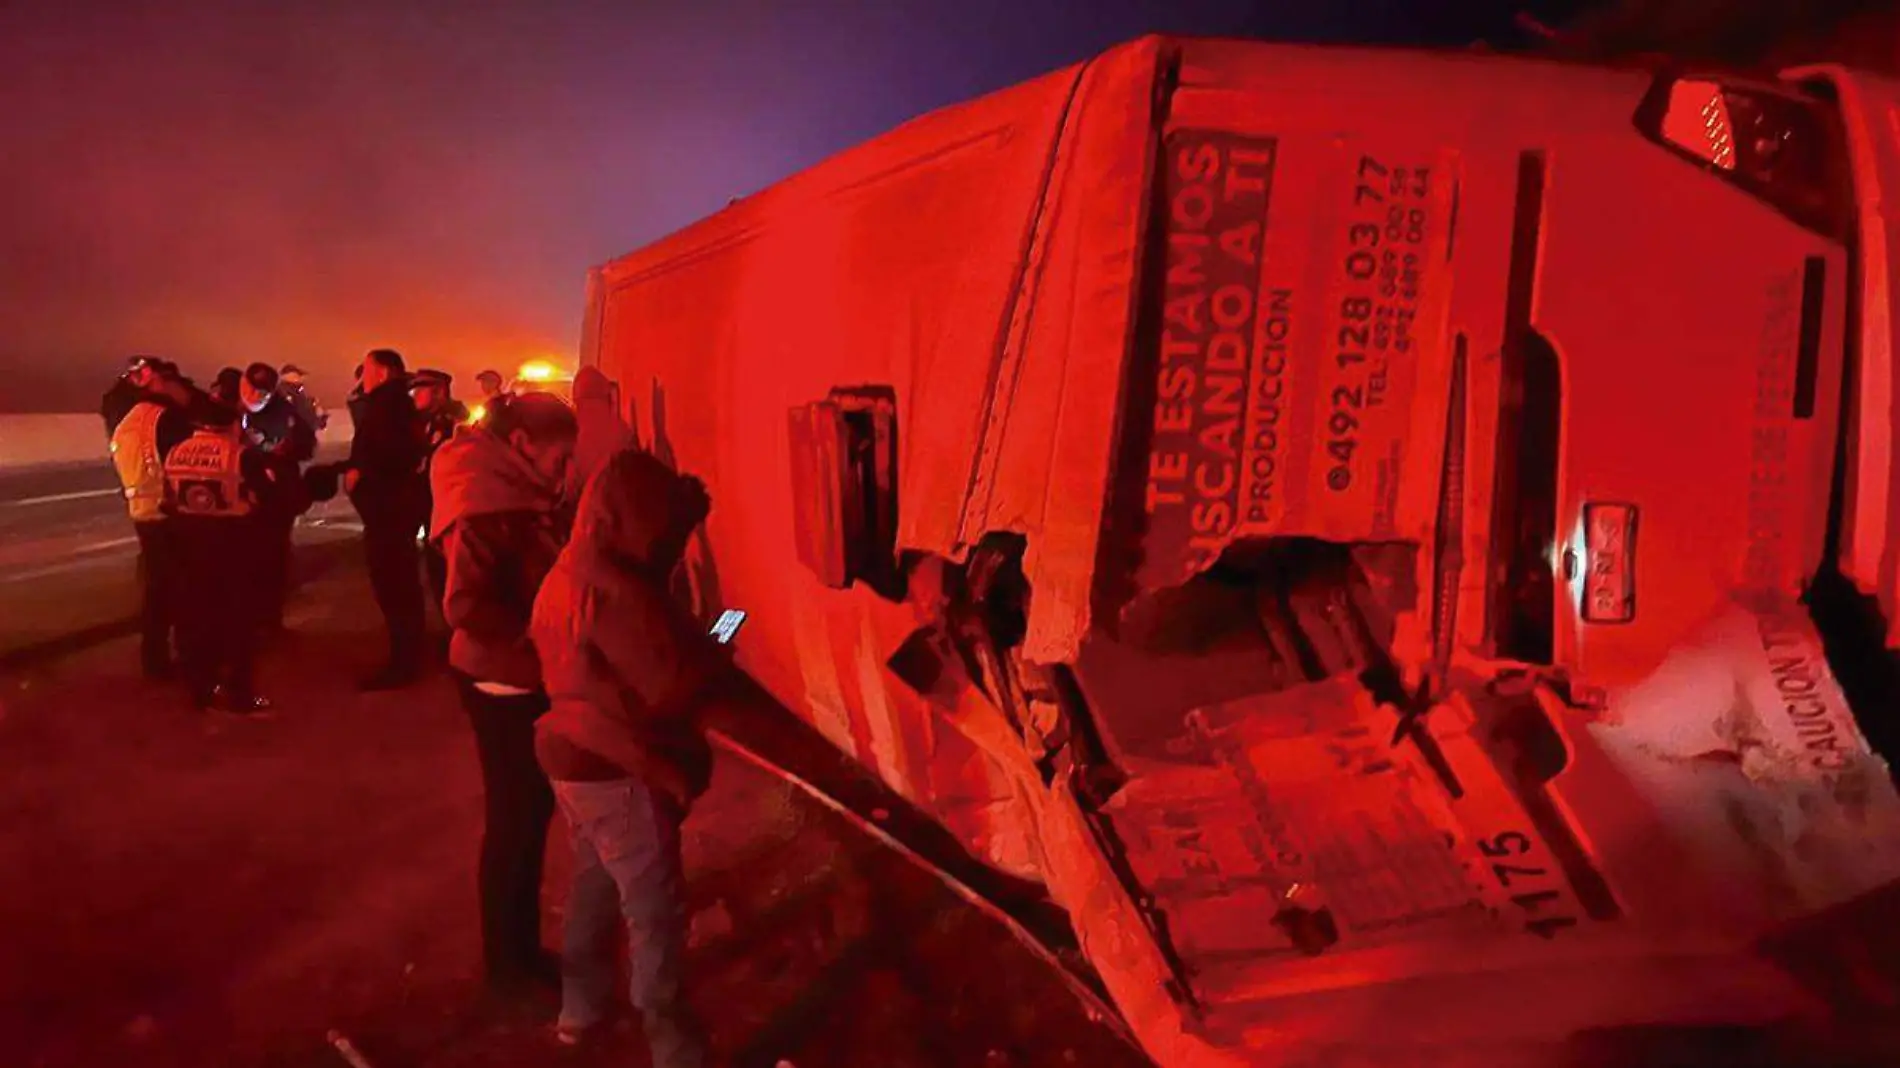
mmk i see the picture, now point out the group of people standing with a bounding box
[102,356,320,712]
[106,348,734,1066]
[431,367,725,1067]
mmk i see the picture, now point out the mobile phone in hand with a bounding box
[709,609,746,645]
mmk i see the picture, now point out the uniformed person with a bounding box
[101,355,176,438]
[413,369,470,448]
[240,362,317,632]
[210,366,244,412]
[163,401,281,714]
[278,364,329,434]
[412,369,467,614]
[109,366,195,679]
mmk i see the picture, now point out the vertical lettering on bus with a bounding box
[1139,131,1278,588]
[1744,271,1801,593]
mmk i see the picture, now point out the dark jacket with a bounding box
[430,427,568,690]
[101,379,145,438]
[245,393,318,465]
[246,396,318,521]
[154,403,197,461]
[282,382,327,433]
[417,403,470,538]
[347,379,425,529]
[530,448,720,804]
[421,404,464,459]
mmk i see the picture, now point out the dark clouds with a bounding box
[0,0,1571,411]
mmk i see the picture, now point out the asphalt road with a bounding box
[0,452,355,657]
[0,558,1153,1068]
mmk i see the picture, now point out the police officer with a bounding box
[413,369,470,446]
[239,363,317,631]
[163,400,280,714]
[109,364,196,679]
[412,369,467,614]
[278,364,329,434]
[210,367,245,412]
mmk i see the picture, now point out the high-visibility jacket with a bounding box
[109,401,167,523]
[163,425,255,519]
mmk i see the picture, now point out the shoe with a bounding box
[553,1020,599,1048]
[214,688,276,718]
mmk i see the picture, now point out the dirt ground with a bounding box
[0,558,1154,1068]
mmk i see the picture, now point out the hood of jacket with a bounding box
[569,395,637,499]
[570,447,708,582]
[430,426,562,538]
[573,365,614,405]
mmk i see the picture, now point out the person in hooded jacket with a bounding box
[430,391,578,1001]
[566,366,636,500]
[529,447,719,1065]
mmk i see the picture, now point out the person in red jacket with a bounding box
[530,448,718,1066]
[567,365,635,499]
[430,391,579,1002]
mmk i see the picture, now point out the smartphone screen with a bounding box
[709,609,747,645]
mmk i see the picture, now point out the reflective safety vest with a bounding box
[110,402,167,523]
[163,425,254,519]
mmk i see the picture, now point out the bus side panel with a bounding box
[955,38,1169,665]
[589,70,1079,837]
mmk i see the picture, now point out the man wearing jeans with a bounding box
[530,448,717,1066]
[551,780,697,1057]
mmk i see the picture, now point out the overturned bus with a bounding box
[583,35,1900,1066]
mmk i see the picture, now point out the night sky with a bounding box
[0,0,1592,413]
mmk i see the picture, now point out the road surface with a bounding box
[0,555,1155,1068]
[0,452,355,657]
